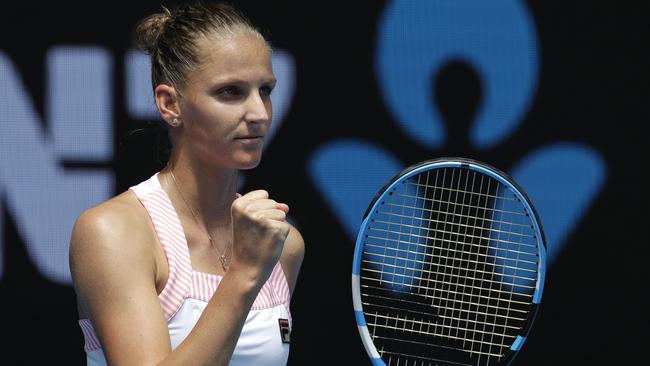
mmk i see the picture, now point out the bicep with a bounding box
[279,224,305,295]
[70,209,171,366]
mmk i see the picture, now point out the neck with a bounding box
[161,152,237,230]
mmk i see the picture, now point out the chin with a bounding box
[237,162,260,170]
[234,156,262,170]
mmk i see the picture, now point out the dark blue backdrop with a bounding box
[0,1,647,364]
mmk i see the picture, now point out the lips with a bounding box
[234,135,265,147]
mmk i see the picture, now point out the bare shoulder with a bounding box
[72,191,140,233]
[69,190,158,314]
[70,190,172,362]
[279,223,305,295]
[70,190,150,260]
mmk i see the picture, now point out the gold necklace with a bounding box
[168,169,230,271]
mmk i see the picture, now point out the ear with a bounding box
[154,84,181,127]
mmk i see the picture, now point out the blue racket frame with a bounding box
[352,158,546,366]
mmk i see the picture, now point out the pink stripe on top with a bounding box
[138,186,194,319]
[78,173,292,352]
[79,317,101,352]
[188,265,291,318]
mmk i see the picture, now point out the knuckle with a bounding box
[252,213,265,222]
[256,189,269,198]
[243,204,255,215]
[232,199,245,211]
[272,222,290,236]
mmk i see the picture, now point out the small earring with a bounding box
[171,117,181,127]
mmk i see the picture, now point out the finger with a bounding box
[239,189,269,201]
[244,198,281,211]
[259,208,288,221]
[247,200,288,213]
[276,203,289,214]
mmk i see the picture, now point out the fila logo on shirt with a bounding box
[278,319,291,344]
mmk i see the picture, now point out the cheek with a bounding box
[181,94,251,145]
[189,106,239,139]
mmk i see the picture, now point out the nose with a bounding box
[244,92,272,124]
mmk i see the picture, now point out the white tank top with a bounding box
[78,173,292,365]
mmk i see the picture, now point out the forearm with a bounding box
[157,269,262,366]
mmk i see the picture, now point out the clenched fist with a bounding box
[229,190,290,284]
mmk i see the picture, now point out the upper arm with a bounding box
[279,223,305,295]
[69,202,171,366]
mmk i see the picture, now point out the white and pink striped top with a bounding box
[78,173,292,366]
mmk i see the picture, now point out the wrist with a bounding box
[223,263,267,296]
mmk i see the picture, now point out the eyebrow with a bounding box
[209,76,277,87]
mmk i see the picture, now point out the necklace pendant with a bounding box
[220,254,229,271]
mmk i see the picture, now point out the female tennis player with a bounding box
[69,2,304,365]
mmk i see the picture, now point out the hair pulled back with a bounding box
[134,1,265,96]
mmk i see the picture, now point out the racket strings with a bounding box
[364,232,539,268]
[474,179,512,365]
[362,247,537,286]
[393,188,527,218]
[361,267,536,300]
[372,330,513,355]
[406,180,518,203]
[360,291,528,321]
[359,167,540,366]
[370,214,535,242]
[378,197,531,230]
[365,299,527,331]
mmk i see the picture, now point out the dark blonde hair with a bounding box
[134,1,266,96]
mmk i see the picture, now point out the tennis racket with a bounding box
[352,158,546,366]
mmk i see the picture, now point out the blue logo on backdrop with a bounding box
[309,0,606,265]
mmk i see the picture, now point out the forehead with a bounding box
[191,31,273,83]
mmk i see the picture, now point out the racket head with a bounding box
[352,158,546,366]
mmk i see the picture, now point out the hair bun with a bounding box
[134,6,173,55]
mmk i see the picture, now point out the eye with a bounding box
[260,85,274,98]
[217,85,243,97]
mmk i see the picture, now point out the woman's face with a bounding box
[177,31,275,170]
